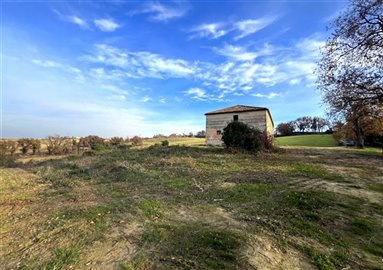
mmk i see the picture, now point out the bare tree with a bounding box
[317,0,383,147]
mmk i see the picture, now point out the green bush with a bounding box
[222,121,274,152]
[161,140,169,147]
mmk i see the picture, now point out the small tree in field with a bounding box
[130,136,143,146]
[31,139,41,155]
[222,121,274,152]
[18,138,32,154]
[276,122,295,136]
[110,137,124,147]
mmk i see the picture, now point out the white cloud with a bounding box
[79,35,324,100]
[107,94,126,101]
[94,19,120,32]
[159,98,166,103]
[189,23,227,39]
[131,2,188,21]
[252,92,281,99]
[215,45,270,62]
[141,96,152,102]
[32,59,81,74]
[186,87,207,99]
[69,16,88,28]
[82,44,195,79]
[53,10,89,29]
[234,16,277,40]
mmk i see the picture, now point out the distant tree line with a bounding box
[276,116,329,136]
[152,130,206,138]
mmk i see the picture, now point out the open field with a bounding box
[275,134,338,147]
[1,144,383,270]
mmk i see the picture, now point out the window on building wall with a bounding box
[233,115,239,121]
[217,130,222,135]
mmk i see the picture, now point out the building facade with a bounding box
[205,105,274,145]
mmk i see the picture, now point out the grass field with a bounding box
[275,134,338,147]
[1,143,382,270]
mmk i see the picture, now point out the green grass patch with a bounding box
[141,223,248,269]
[21,248,78,270]
[276,134,338,147]
[290,163,345,182]
[138,199,163,219]
[367,183,383,193]
[302,245,347,270]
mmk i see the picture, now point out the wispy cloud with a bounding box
[189,16,278,40]
[130,2,188,22]
[94,19,120,32]
[251,92,281,99]
[189,23,227,39]
[79,34,323,100]
[53,9,89,29]
[141,96,152,102]
[81,44,195,79]
[234,16,277,40]
[32,59,81,74]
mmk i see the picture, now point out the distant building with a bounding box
[205,105,274,145]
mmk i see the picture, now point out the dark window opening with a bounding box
[217,130,222,135]
[233,115,239,121]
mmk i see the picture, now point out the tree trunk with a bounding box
[354,119,364,148]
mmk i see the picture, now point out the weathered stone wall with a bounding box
[205,111,271,145]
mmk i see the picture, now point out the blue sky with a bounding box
[2,0,347,138]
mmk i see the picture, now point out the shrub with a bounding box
[130,136,143,146]
[110,137,124,147]
[80,135,105,150]
[18,138,32,154]
[0,154,16,167]
[161,140,169,147]
[47,135,73,155]
[222,121,274,152]
[31,139,41,155]
[0,141,18,156]
[0,141,16,167]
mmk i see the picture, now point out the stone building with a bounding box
[205,105,274,145]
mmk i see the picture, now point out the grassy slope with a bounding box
[1,146,383,270]
[275,134,338,147]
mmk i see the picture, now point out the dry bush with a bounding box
[17,138,33,154]
[110,137,124,147]
[80,135,105,150]
[130,136,143,146]
[31,139,41,155]
[47,135,73,155]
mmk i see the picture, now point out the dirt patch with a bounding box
[173,205,243,228]
[246,234,314,270]
[77,221,143,269]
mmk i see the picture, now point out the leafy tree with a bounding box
[276,122,295,136]
[317,0,383,147]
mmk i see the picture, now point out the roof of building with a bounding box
[205,105,274,126]
[205,105,268,115]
